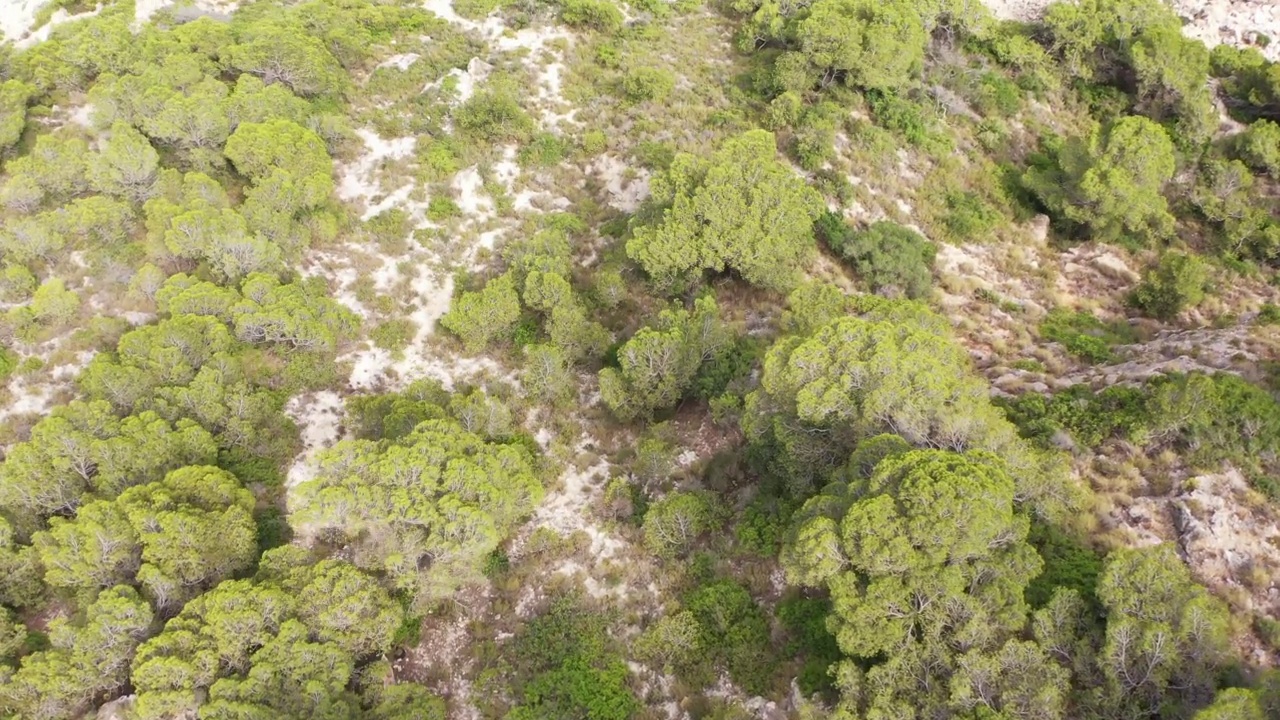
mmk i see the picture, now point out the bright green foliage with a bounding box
[3,135,88,204]
[633,611,702,672]
[1235,119,1280,178]
[0,400,217,528]
[744,301,1059,503]
[28,278,79,327]
[784,450,1039,654]
[365,683,448,720]
[201,619,355,719]
[949,639,1071,720]
[560,0,624,32]
[783,450,1045,717]
[34,466,256,607]
[627,130,824,291]
[455,89,535,143]
[0,586,153,720]
[224,26,347,98]
[1190,159,1273,259]
[621,67,675,103]
[816,214,935,298]
[290,418,541,603]
[0,80,31,154]
[224,119,331,183]
[232,273,358,351]
[599,295,731,420]
[1130,251,1208,320]
[1095,546,1230,717]
[87,122,161,203]
[291,560,404,659]
[1042,0,1214,136]
[642,491,716,558]
[1193,689,1266,720]
[442,273,522,352]
[1025,117,1176,243]
[522,344,574,404]
[792,0,925,91]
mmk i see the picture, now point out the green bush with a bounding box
[776,596,840,696]
[1025,521,1104,610]
[1129,252,1208,320]
[685,580,775,694]
[621,67,675,103]
[1234,119,1280,178]
[456,89,534,142]
[371,318,417,352]
[427,196,461,221]
[560,0,623,32]
[1039,308,1134,363]
[519,133,570,168]
[943,190,1002,241]
[816,214,935,299]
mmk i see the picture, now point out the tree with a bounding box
[1095,546,1230,717]
[793,0,925,91]
[1193,688,1266,720]
[642,491,716,558]
[1129,251,1208,320]
[743,301,1053,497]
[782,450,1044,717]
[633,611,702,671]
[224,118,332,183]
[441,273,521,352]
[291,560,403,659]
[627,130,824,291]
[559,0,624,32]
[290,419,542,604]
[29,278,79,326]
[1234,119,1280,178]
[599,295,731,420]
[0,586,153,720]
[1024,117,1176,243]
[0,401,217,529]
[522,344,574,403]
[0,80,32,153]
[33,466,256,608]
[88,122,161,203]
[225,26,347,98]
[0,518,43,608]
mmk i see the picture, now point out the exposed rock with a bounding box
[1090,253,1140,284]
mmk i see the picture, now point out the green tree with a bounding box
[224,118,332,183]
[88,122,161,203]
[627,130,824,291]
[1193,688,1266,720]
[599,295,730,420]
[34,466,256,608]
[633,611,702,672]
[793,0,925,91]
[290,419,542,604]
[642,491,716,558]
[225,26,347,98]
[522,344,574,403]
[1025,117,1176,243]
[1130,251,1208,320]
[1096,546,1230,717]
[29,278,79,326]
[0,586,153,720]
[817,214,935,298]
[1235,119,1280,178]
[0,80,32,153]
[441,273,522,352]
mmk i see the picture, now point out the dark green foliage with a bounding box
[816,214,935,299]
[733,498,791,557]
[943,190,1001,241]
[519,133,570,168]
[692,337,760,400]
[344,380,449,440]
[1039,309,1135,363]
[776,596,841,696]
[998,383,1150,449]
[506,598,639,720]
[1024,521,1104,610]
[254,506,293,556]
[1130,252,1209,320]
[865,90,933,146]
[684,580,775,694]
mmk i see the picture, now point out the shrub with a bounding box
[816,214,935,299]
[519,133,570,168]
[456,90,534,143]
[427,196,461,222]
[621,67,675,103]
[1039,308,1134,363]
[1234,119,1280,178]
[560,0,623,32]
[371,318,417,352]
[580,129,607,155]
[1130,252,1208,320]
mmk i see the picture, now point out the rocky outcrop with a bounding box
[1121,471,1280,617]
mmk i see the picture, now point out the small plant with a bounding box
[621,67,675,103]
[1129,252,1208,320]
[427,196,461,222]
